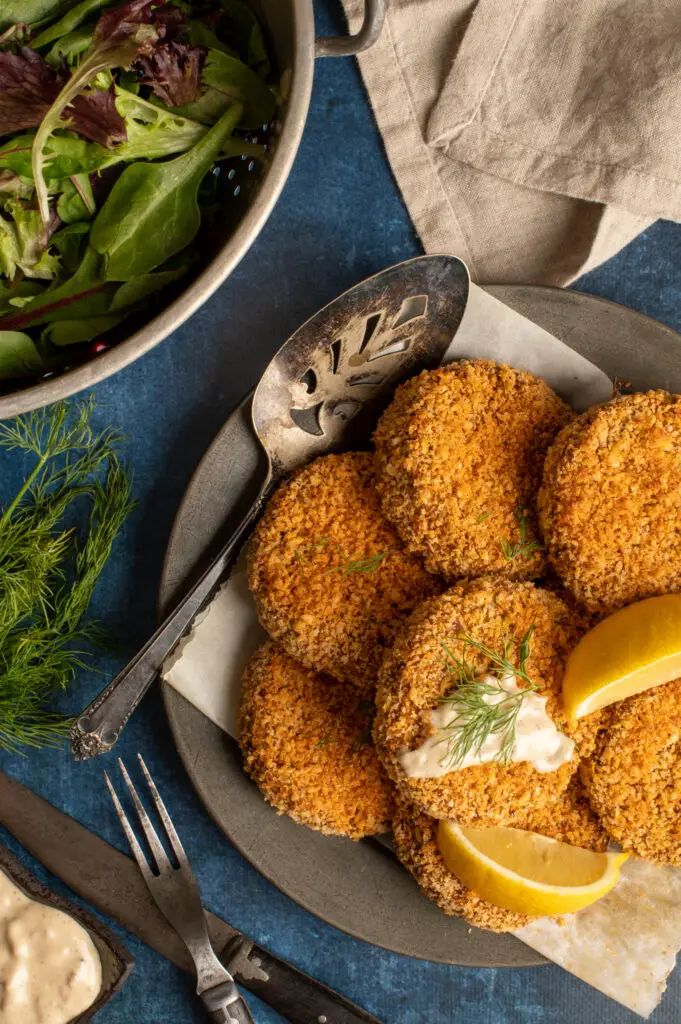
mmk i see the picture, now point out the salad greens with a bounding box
[0,0,275,381]
[90,102,243,279]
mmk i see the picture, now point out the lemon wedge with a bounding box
[437,820,628,916]
[562,594,681,723]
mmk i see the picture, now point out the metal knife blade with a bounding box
[0,771,383,1024]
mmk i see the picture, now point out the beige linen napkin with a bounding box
[339,0,681,284]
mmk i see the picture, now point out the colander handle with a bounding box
[315,0,385,58]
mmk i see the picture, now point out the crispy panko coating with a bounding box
[392,778,607,933]
[372,359,572,582]
[239,642,394,840]
[581,679,681,865]
[374,578,600,824]
[522,775,609,852]
[392,795,528,932]
[247,451,439,697]
[538,390,681,613]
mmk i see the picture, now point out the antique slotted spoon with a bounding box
[71,255,470,759]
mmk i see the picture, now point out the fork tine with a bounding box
[104,771,155,885]
[137,753,189,869]
[117,757,172,875]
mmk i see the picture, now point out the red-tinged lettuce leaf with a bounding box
[68,85,127,148]
[0,47,63,133]
[137,41,205,107]
[94,0,178,52]
[32,0,165,221]
[0,49,126,147]
[0,247,115,330]
[151,3,187,41]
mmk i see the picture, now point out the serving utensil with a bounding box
[105,755,254,1023]
[71,255,470,758]
[0,769,383,1024]
[0,0,386,420]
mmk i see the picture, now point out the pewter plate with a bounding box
[160,285,681,967]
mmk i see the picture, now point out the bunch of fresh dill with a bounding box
[0,399,133,754]
[439,625,538,769]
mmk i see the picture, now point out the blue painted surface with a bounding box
[2,2,681,1021]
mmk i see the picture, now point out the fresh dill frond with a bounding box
[293,537,329,573]
[293,537,390,579]
[325,550,390,578]
[438,625,539,769]
[498,504,542,562]
[0,399,133,753]
[476,510,493,524]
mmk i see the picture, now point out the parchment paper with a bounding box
[162,284,679,1017]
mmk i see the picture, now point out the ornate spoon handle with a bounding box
[71,501,262,760]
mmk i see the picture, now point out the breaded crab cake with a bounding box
[392,796,528,932]
[247,451,439,697]
[392,778,607,933]
[374,578,600,825]
[239,641,394,840]
[373,359,572,582]
[538,390,681,613]
[581,678,681,865]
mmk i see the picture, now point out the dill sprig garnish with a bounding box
[0,399,133,754]
[498,504,542,562]
[293,537,329,573]
[293,535,391,578]
[438,624,539,769]
[324,549,390,577]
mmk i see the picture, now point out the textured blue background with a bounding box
[2,1,681,1021]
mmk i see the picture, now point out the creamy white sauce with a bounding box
[0,869,101,1024]
[398,673,575,778]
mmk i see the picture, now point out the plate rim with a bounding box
[160,282,681,967]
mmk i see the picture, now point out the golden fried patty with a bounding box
[581,679,681,865]
[373,360,572,582]
[239,642,394,840]
[538,390,681,613]
[247,451,438,697]
[392,795,528,932]
[374,578,600,825]
[392,779,606,933]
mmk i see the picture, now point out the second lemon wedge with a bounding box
[561,594,681,723]
[437,821,627,916]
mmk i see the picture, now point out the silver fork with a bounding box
[105,755,255,1023]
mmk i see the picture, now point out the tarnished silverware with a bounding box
[72,255,470,758]
[105,755,254,1024]
[0,0,386,420]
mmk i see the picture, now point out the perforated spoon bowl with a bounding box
[71,255,470,759]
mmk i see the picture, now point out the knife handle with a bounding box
[207,999,256,1024]
[223,938,384,1024]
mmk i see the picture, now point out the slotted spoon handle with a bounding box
[70,496,264,760]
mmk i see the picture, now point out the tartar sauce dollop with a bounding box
[398,673,575,779]
[0,868,101,1024]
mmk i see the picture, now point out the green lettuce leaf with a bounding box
[0,330,44,378]
[0,198,61,280]
[91,102,242,279]
[171,47,275,128]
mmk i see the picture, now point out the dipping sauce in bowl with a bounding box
[0,868,102,1024]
